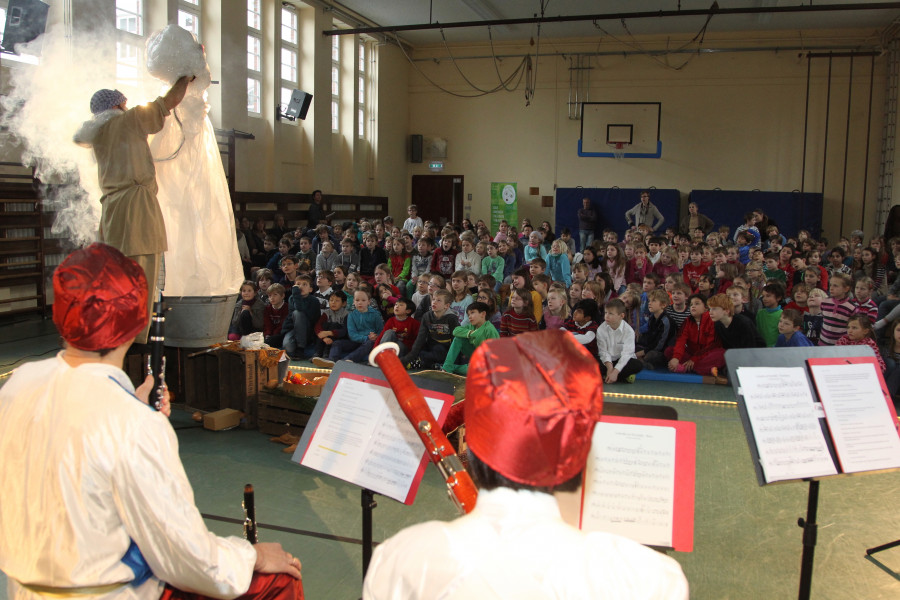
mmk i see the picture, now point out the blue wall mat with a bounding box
[555,188,681,250]
[688,190,824,240]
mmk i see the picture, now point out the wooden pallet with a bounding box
[257,391,317,436]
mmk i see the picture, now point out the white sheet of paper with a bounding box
[580,422,676,547]
[809,363,900,473]
[736,367,837,482]
[299,377,444,503]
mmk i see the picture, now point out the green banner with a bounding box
[490,182,518,234]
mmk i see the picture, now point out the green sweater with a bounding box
[481,255,505,282]
[452,321,500,346]
[756,307,783,347]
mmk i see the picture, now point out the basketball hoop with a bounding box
[608,141,629,161]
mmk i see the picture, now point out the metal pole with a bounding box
[801,56,812,194]
[861,54,876,229]
[821,55,833,197]
[840,56,855,236]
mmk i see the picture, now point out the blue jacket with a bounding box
[284,287,321,333]
[347,309,384,343]
[546,253,572,287]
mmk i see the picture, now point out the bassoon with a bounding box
[243,484,258,543]
[146,291,166,411]
[368,342,477,514]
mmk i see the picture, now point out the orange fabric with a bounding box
[161,572,303,600]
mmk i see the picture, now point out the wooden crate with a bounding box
[257,391,317,436]
[183,348,280,428]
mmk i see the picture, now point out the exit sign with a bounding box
[428,160,444,172]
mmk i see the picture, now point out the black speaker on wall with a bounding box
[282,89,313,121]
[410,134,423,163]
[1,0,49,54]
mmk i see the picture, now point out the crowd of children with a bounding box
[227,206,900,402]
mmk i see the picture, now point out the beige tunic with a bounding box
[90,98,170,256]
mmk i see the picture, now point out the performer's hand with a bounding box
[253,542,302,580]
[135,375,172,417]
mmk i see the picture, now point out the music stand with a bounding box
[290,361,455,580]
[725,346,900,600]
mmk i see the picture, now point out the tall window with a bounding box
[115,1,144,91]
[247,0,261,115]
[115,0,142,36]
[331,34,339,132]
[357,41,366,139]
[280,5,298,111]
[178,0,200,39]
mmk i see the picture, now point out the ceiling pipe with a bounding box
[323,2,900,37]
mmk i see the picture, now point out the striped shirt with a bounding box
[499,309,539,337]
[819,296,855,346]
[852,298,878,321]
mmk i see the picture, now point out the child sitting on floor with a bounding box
[597,298,643,384]
[441,302,499,375]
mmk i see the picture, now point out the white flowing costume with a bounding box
[147,25,243,298]
[363,487,689,600]
[0,356,255,600]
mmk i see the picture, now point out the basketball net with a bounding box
[608,142,628,161]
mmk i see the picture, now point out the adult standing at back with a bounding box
[679,202,714,235]
[577,197,597,251]
[625,190,665,233]
[307,189,328,233]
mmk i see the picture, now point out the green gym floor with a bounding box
[2,315,900,599]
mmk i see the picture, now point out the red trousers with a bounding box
[663,347,725,375]
[161,573,303,600]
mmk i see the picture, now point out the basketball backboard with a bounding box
[579,102,662,159]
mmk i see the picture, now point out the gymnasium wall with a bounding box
[405,29,891,241]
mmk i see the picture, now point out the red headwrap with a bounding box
[464,329,604,487]
[53,243,148,351]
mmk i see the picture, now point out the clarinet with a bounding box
[146,291,166,411]
[243,484,258,543]
[369,342,478,514]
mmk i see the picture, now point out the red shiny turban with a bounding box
[53,243,148,351]
[465,329,604,487]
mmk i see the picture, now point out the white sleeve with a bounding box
[597,326,612,364]
[113,415,256,598]
[614,326,636,372]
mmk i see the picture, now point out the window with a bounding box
[178,0,200,39]
[247,0,261,115]
[279,5,298,114]
[0,7,5,44]
[357,40,368,140]
[247,0,260,29]
[116,41,142,88]
[115,0,142,36]
[331,34,339,132]
[247,35,261,72]
[248,78,261,115]
[281,6,297,45]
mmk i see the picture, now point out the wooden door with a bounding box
[411,175,464,227]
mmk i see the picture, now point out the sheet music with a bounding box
[809,363,900,473]
[580,422,676,547]
[299,377,444,503]
[735,367,837,482]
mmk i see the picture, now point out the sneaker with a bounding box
[625,374,636,384]
[311,357,335,368]
[406,358,422,370]
[433,363,444,370]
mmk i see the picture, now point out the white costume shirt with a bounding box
[597,320,637,371]
[363,487,688,600]
[0,355,256,600]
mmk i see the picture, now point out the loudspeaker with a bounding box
[284,89,313,121]
[410,134,423,163]
[1,0,49,55]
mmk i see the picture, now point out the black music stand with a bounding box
[290,361,455,582]
[724,346,898,600]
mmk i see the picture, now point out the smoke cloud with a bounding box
[1,23,161,247]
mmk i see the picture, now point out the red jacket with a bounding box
[683,262,710,291]
[672,312,721,361]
